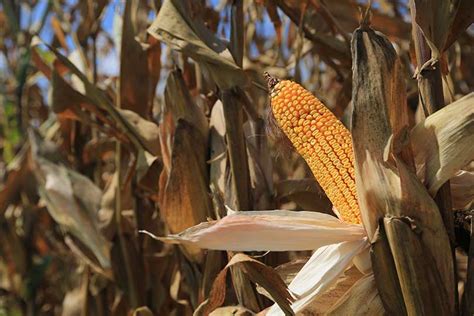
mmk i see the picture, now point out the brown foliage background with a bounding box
[0,0,473,315]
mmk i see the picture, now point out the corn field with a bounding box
[1,0,474,315]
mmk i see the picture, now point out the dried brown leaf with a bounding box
[196,253,293,316]
[164,70,208,141]
[222,90,251,211]
[76,0,107,42]
[33,39,161,155]
[120,0,152,117]
[147,0,247,89]
[412,0,457,57]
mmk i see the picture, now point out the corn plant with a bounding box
[0,1,473,315]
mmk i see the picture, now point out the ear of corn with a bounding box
[266,73,361,224]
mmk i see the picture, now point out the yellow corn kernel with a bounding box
[265,74,361,224]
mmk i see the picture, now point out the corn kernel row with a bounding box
[267,76,361,224]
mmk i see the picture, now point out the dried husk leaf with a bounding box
[61,287,84,316]
[370,222,407,315]
[410,92,474,196]
[148,0,246,89]
[351,26,454,314]
[159,120,212,262]
[154,210,366,251]
[326,274,384,316]
[383,216,451,315]
[301,266,363,315]
[266,239,368,315]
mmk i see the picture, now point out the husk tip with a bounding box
[263,71,280,91]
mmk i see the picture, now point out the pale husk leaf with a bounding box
[267,239,368,315]
[326,274,384,316]
[153,210,366,252]
[411,92,474,196]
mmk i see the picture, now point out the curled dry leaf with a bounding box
[195,253,293,316]
[273,0,350,69]
[147,0,246,89]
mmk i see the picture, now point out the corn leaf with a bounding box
[411,92,474,196]
[147,0,246,90]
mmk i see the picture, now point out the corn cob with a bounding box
[265,73,361,224]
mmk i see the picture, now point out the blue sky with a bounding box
[1,0,413,93]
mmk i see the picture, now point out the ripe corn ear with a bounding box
[265,73,361,224]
